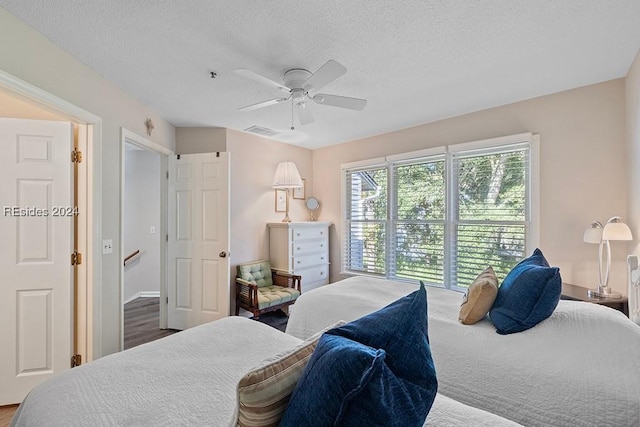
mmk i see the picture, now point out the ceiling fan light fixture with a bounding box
[235,59,367,126]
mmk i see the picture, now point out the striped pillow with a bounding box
[236,321,345,427]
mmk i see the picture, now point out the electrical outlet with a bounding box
[102,239,113,254]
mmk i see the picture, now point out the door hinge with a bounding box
[71,250,82,266]
[165,234,168,242]
[166,171,169,179]
[71,148,83,164]
[166,296,169,304]
[71,353,82,367]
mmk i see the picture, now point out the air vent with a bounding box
[244,125,280,137]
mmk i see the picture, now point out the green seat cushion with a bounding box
[258,286,301,309]
[237,260,273,287]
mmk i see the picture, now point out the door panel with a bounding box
[0,118,73,405]
[167,153,230,329]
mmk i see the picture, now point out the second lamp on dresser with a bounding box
[268,222,331,293]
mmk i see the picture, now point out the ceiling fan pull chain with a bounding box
[291,100,295,130]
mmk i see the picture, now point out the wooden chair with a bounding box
[235,259,302,319]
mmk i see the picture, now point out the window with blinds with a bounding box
[344,166,388,275]
[391,157,445,283]
[342,135,535,289]
[451,144,529,288]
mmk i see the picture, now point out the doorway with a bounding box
[0,71,100,404]
[119,128,172,350]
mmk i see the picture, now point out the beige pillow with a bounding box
[236,321,345,427]
[459,266,499,325]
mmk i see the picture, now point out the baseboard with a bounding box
[123,291,160,304]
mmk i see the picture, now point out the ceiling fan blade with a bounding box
[239,97,288,111]
[312,93,367,111]
[296,103,314,125]
[303,60,347,93]
[234,68,291,93]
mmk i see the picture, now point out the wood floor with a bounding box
[124,297,179,350]
[0,405,18,427]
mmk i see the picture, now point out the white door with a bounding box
[0,118,74,405]
[167,153,230,329]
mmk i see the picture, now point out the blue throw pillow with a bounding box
[279,283,437,427]
[489,248,562,334]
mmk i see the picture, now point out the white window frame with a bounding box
[341,133,539,289]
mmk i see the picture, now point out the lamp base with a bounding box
[281,214,292,223]
[587,285,622,299]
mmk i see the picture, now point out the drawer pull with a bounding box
[297,233,301,237]
[297,247,301,250]
[320,244,324,248]
[320,271,324,275]
[321,257,324,260]
[297,261,301,264]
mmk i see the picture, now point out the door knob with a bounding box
[219,251,229,258]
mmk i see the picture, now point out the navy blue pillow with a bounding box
[279,283,437,427]
[489,248,562,334]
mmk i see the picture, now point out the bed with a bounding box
[286,276,640,427]
[11,316,520,426]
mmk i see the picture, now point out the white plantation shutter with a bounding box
[449,142,530,288]
[343,165,388,275]
[342,134,536,289]
[390,156,446,284]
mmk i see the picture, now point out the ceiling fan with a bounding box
[234,59,367,128]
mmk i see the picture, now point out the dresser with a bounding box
[268,222,331,293]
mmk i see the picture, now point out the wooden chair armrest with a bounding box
[271,270,302,293]
[271,269,297,279]
[236,278,258,289]
[235,278,259,308]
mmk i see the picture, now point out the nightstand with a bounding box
[561,282,629,317]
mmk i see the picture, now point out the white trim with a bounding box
[0,69,103,361]
[0,70,101,124]
[123,291,161,305]
[341,157,386,171]
[119,127,173,351]
[122,128,173,156]
[529,134,541,251]
[447,132,533,153]
[386,146,446,163]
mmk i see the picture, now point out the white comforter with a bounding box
[11,316,519,426]
[286,276,640,427]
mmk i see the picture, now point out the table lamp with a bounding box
[272,161,303,222]
[583,216,632,298]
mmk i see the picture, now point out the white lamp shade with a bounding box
[602,217,633,241]
[272,161,303,189]
[583,222,603,244]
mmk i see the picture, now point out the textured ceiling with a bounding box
[1,1,640,149]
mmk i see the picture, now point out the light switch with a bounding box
[102,239,113,254]
[150,226,156,234]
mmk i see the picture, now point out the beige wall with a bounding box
[0,8,176,356]
[627,49,640,261]
[313,79,629,294]
[226,129,312,311]
[226,129,313,262]
[176,127,226,153]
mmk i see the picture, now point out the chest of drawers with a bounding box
[268,222,331,292]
